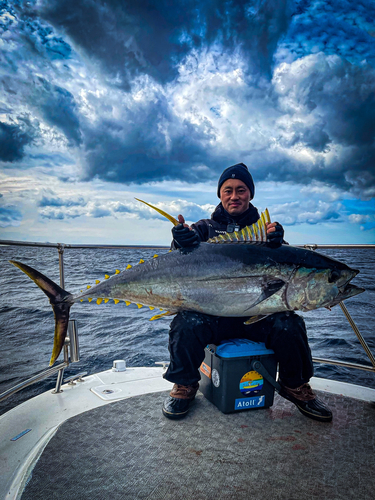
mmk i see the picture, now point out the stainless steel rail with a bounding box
[0,362,68,403]
[312,357,375,373]
[0,239,374,403]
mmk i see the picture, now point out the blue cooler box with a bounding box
[199,339,276,414]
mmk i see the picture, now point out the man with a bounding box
[162,163,332,423]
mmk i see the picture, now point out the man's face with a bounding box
[220,179,251,216]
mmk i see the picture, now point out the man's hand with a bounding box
[266,222,284,248]
[172,214,200,248]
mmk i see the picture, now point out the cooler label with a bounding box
[200,362,211,378]
[235,395,265,410]
[239,370,263,395]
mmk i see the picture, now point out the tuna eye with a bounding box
[329,270,340,283]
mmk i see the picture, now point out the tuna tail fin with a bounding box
[9,260,73,366]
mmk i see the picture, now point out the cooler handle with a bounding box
[251,360,281,392]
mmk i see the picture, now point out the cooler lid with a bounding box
[215,339,274,358]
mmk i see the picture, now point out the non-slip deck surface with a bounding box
[22,390,375,500]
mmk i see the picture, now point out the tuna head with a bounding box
[286,254,364,312]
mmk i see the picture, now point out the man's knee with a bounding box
[271,311,306,331]
[267,311,308,345]
[169,311,219,345]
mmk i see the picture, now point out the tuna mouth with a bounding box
[327,283,365,308]
[331,268,359,288]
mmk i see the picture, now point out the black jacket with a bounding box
[191,203,260,242]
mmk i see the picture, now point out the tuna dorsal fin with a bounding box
[207,208,271,244]
[135,198,179,226]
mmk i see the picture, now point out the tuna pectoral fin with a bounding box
[244,315,270,325]
[9,260,73,366]
[244,279,285,313]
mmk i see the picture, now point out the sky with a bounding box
[0,0,374,245]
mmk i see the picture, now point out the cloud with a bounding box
[0,205,23,227]
[39,195,86,208]
[1,0,374,220]
[277,1,375,67]
[0,118,36,162]
[270,53,375,197]
[38,0,293,87]
[37,192,214,224]
[271,199,341,226]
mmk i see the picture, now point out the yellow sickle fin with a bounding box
[150,311,175,321]
[135,198,179,226]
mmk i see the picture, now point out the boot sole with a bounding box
[162,407,190,419]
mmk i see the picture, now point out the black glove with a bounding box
[267,222,284,248]
[172,224,200,249]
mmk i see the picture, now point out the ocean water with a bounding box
[0,244,374,416]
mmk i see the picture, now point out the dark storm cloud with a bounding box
[283,1,375,66]
[36,79,82,147]
[81,91,230,184]
[0,119,36,162]
[1,2,81,147]
[38,0,293,87]
[2,0,374,203]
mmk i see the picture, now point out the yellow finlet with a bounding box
[80,299,84,302]
[95,280,100,284]
[135,198,179,226]
[87,285,91,289]
[139,259,145,264]
[150,311,173,321]
[136,303,143,308]
[104,298,109,303]
[88,298,93,302]
[96,298,103,305]
[153,254,158,258]
[114,299,120,304]
[115,269,120,274]
[125,301,131,306]
[126,264,132,270]
[105,275,110,279]
[149,306,155,310]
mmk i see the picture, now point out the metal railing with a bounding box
[0,239,374,403]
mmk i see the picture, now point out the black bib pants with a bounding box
[164,311,314,389]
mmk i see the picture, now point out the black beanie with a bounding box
[217,163,255,198]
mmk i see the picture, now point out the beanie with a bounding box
[217,163,255,198]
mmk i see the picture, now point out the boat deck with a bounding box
[21,389,375,500]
